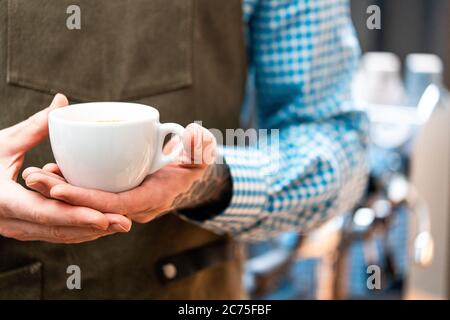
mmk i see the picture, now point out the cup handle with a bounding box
[149,122,185,174]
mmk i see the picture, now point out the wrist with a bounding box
[174,161,233,221]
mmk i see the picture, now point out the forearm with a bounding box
[227,114,368,241]
[178,113,368,241]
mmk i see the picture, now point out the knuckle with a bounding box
[90,227,102,234]
[50,226,66,240]
[87,227,103,236]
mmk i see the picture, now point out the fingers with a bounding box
[104,213,132,232]
[25,170,66,198]
[23,167,65,183]
[0,218,116,244]
[180,123,217,167]
[23,164,64,180]
[50,183,126,215]
[26,172,149,217]
[6,94,69,154]
[23,167,135,215]
[1,183,110,230]
[42,163,62,176]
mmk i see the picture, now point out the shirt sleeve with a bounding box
[196,0,369,241]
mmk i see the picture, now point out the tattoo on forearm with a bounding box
[171,163,233,221]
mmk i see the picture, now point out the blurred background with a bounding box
[243,0,450,300]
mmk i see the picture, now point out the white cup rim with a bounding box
[49,102,159,127]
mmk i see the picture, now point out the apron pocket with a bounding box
[0,262,42,300]
[7,0,193,101]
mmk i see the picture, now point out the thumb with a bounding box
[180,123,217,167]
[6,93,69,154]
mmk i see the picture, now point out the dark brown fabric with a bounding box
[0,0,247,299]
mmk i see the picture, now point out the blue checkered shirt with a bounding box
[198,0,368,241]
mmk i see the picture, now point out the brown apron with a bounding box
[0,0,247,299]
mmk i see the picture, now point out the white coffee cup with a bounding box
[49,102,185,192]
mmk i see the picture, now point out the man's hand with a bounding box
[0,94,131,243]
[23,123,232,224]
